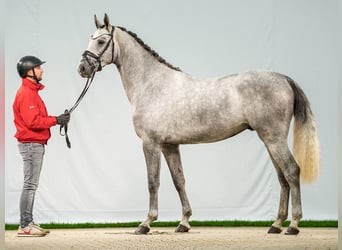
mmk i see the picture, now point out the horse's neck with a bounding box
[114,29,175,103]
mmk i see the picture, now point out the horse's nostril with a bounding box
[79,65,85,73]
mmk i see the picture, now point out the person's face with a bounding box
[27,65,44,82]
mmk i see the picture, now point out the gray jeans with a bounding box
[18,142,45,228]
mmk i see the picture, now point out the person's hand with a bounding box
[56,113,70,126]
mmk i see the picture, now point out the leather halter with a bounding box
[81,26,115,72]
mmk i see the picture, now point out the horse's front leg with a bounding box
[162,144,192,232]
[135,141,162,235]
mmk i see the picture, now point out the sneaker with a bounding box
[17,223,47,237]
[32,223,50,234]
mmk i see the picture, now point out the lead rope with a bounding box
[61,26,115,148]
[60,69,97,148]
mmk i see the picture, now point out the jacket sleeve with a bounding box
[19,92,57,129]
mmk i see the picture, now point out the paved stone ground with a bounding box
[5,227,338,250]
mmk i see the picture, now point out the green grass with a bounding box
[5,220,337,230]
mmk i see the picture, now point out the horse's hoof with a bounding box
[285,227,300,235]
[175,224,190,233]
[267,226,282,234]
[134,225,150,235]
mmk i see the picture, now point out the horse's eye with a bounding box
[98,39,105,45]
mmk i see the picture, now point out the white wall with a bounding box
[1,0,5,248]
[338,0,342,246]
[5,0,339,224]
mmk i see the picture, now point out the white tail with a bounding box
[293,112,320,183]
[289,78,320,183]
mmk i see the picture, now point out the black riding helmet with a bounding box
[17,56,46,78]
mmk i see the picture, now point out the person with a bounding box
[13,55,70,237]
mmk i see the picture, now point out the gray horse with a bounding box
[78,14,320,235]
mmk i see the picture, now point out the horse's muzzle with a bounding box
[78,59,95,78]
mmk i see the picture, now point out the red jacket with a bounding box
[13,78,57,144]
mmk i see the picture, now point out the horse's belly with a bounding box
[133,105,249,144]
[162,123,250,144]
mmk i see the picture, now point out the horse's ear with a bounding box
[94,15,102,29]
[104,13,110,31]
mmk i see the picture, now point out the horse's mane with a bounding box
[117,26,182,72]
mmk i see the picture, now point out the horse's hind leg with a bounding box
[162,144,192,232]
[267,154,290,234]
[265,141,302,235]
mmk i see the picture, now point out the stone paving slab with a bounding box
[5,227,338,250]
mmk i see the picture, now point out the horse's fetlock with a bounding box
[148,209,158,221]
[183,210,192,217]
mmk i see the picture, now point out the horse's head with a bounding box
[78,14,115,78]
